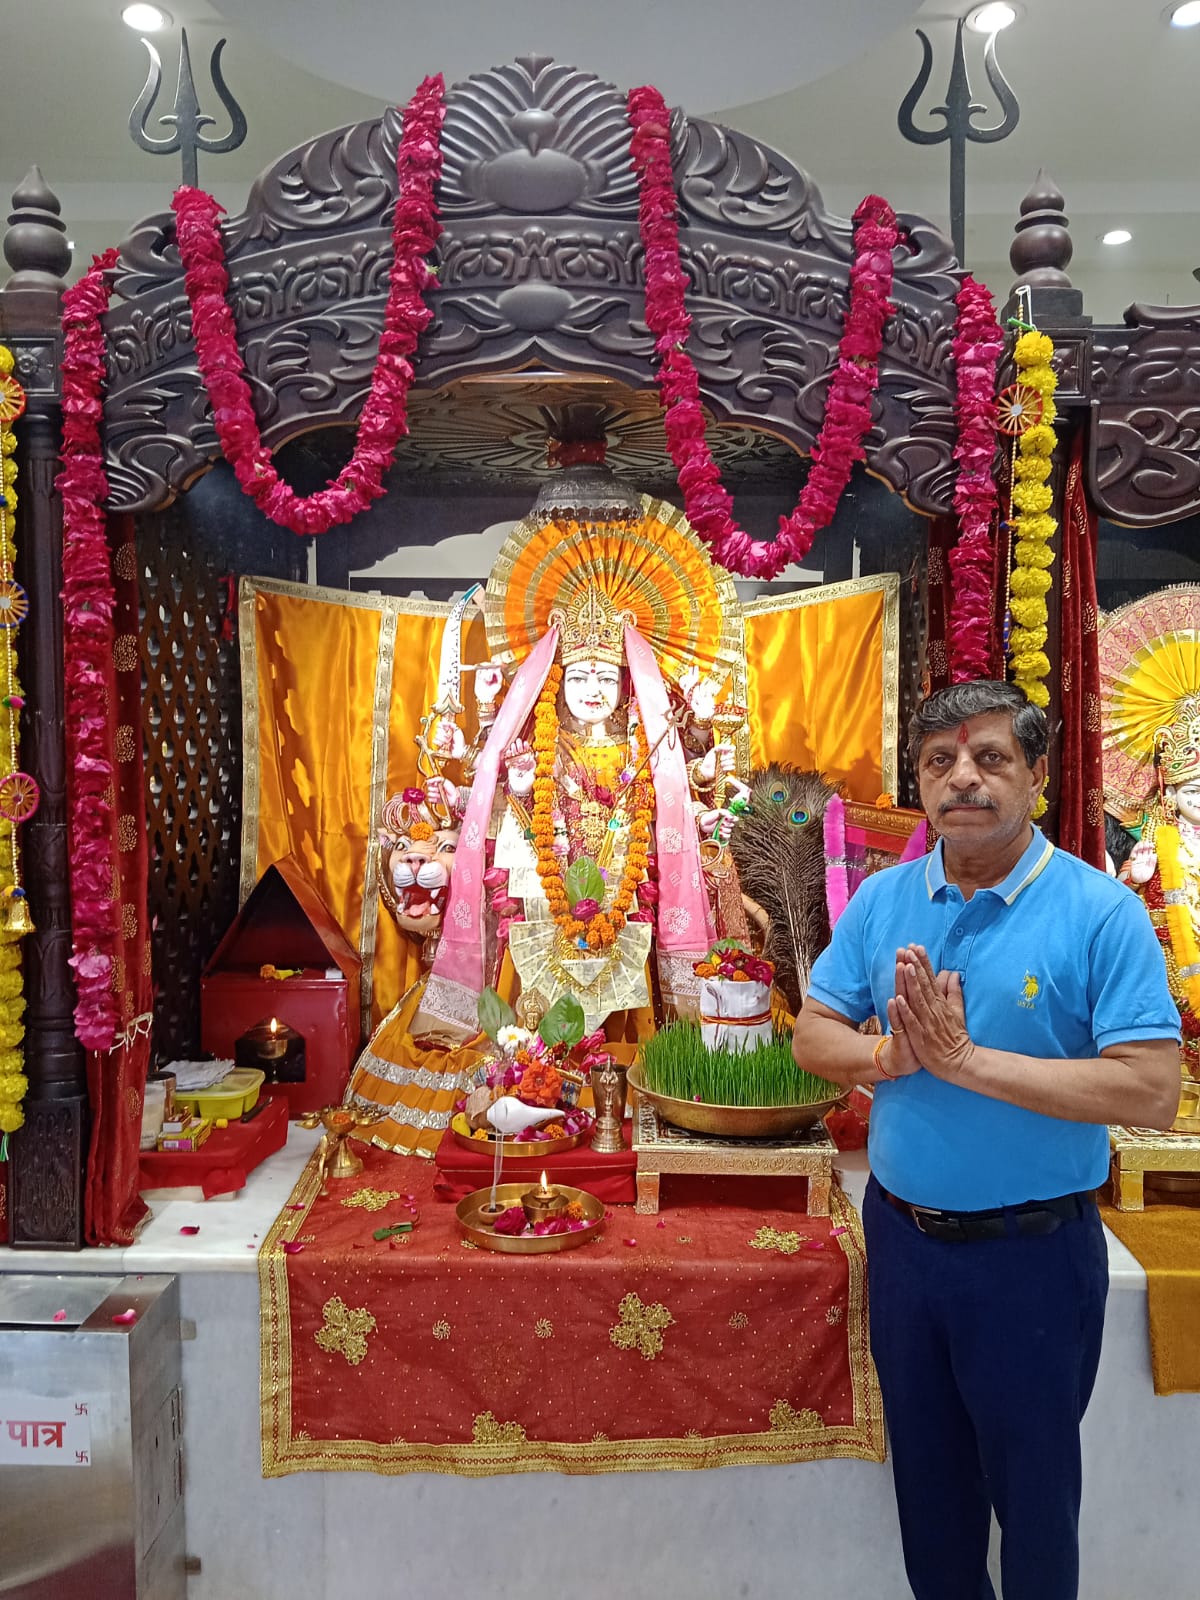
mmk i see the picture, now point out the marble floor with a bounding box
[2,1129,1197,1599]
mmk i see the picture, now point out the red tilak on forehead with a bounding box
[956,723,970,744]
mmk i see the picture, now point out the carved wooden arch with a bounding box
[101,54,965,517]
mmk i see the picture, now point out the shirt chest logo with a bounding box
[1017,970,1040,1010]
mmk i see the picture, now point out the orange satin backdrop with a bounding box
[242,581,488,1029]
[744,575,899,803]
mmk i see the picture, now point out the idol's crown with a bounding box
[550,584,631,667]
[1156,695,1200,786]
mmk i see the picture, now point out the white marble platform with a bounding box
[1,1130,1197,1600]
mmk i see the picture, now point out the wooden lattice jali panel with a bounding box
[138,528,243,1059]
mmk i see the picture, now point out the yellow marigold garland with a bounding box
[0,345,30,1142]
[529,665,654,952]
[1006,331,1058,818]
[1154,820,1200,1018]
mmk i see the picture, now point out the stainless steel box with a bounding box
[0,1273,185,1599]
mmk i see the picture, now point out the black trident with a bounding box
[897,17,1020,266]
[128,28,248,190]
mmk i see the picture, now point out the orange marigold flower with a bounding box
[408,821,433,841]
[517,1058,563,1107]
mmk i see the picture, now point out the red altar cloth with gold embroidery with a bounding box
[260,1146,883,1477]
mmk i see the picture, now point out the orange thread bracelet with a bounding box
[873,1034,897,1079]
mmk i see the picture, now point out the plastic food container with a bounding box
[172,1067,265,1121]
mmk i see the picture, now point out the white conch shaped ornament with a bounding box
[485,1099,563,1135]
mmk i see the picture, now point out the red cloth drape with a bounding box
[925,516,955,694]
[83,516,152,1245]
[926,514,1007,694]
[1056,435,1106,869]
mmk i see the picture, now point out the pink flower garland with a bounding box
[171,74,446,535]
[56,249,122,1050]
[627,84,901,580]
[947,275,1003,681]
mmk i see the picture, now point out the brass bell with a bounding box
[1,891,34,936]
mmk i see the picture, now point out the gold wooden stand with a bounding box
[632,1094,835,1216]
[1109,1124,1200,1210]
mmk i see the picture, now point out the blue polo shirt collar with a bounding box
[924,826,1054,904]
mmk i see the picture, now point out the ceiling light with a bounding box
[967,3,1017,32]
[1168,2,1200,26]
[122,4,171,31]
[1101,229,1133,246]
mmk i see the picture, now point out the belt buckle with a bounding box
[912,1208,961,1241]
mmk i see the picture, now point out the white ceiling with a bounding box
[4,0,1200,323]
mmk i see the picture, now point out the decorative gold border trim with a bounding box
[259,1165,884,1478]
[359,598,399,1035]
[743,573,900,798]
[239,577,263,906]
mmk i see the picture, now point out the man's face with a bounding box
[563,660,622,725]
[916,711,1046,851]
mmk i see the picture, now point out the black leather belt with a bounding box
[880,1185,1091,1242]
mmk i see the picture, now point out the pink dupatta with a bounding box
[419,623,714,1037]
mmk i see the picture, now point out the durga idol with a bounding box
[350,493,749,1154]
[1122,705,1200,1104]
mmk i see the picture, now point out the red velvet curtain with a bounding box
[82,516,152,1246]
[1056,433,1106,869]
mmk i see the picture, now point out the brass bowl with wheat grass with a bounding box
[631,1023,844,1138]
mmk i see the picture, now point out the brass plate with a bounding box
[455,1182,605,1254]
[450,1126,590,1159]
[628,1064,843,1139]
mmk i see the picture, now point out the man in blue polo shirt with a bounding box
[792,679,1180,1600]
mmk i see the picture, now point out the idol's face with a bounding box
[563,660,622,726]
[916,712,1046,853]
[1172,780,1200,826]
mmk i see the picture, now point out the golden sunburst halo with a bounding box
[1099,585,1200,822]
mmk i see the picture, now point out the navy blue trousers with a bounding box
[863,1176,1108,1600]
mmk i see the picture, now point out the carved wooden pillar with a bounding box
[0,168,88,1248]
[1005,172,1093,844]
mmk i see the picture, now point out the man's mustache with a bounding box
[938,793,997,815]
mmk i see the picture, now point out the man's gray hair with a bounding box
[907,679,1048,771]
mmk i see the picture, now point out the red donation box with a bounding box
[201,856,362,1115]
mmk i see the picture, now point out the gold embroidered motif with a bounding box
[460,1239,478,1250]
[677,1235,692,1244]
[432,1319,451,1341]
[826,1305,844,1326]
[749,1225,808,1256]
[769,1400,824,1434]
[315,1296,376,1367]
[728,1311,750,1330]
[472,1412,528,1446]
[592,1431,610,1443]
[609,1292,674,1360]
[534,1319,553,1339]
[341,1187,403,1213]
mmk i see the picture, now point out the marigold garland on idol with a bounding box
[0,346,33,1148]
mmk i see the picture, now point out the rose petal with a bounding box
[52,1310,67,1323]
[623,1237,638,1247]
[283,1241,305,1255]
[179,1225,200,1235]
[111,1309,138,1325]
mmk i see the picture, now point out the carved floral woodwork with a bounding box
[100,56,964,519]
